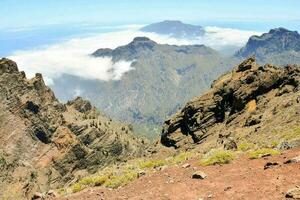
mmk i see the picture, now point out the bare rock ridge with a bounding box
[0,58,146,199]
[161,57,300,149]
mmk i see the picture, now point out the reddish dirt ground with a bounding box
[54,148,300,200]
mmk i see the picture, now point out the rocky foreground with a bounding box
[52,147,300,200]
[0,58,147,199]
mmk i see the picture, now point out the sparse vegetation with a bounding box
[139,159,166,169]
[104,170,138,189]
[78,174,110,186]
[282,127,300,141]
[238,142,256,152]
[200,150,234,166]
[72,183,85,193]
[248,148,280,159]
[68,151,196,193]
[170,152,193,164]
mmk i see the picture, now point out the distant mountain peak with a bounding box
[132,36,152,42]
[235,27,300,59]
[269,27,294,34]
[130,36,157,46]
[140,20,205,39]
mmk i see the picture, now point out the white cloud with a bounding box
[202,26,262,48]
[8,26,262,85]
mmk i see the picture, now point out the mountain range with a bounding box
[50,23,300,139]
[52,36,235,138]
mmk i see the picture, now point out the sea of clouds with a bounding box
[9,26,261,84]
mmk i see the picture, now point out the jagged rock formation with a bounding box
[140,20,205,39]
[235,28,300,65]
[0,58,146,199]
[52,37,235,138]
[161,57,300,150]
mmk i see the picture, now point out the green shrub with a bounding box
[77,174,110,188]
[71,183,85,193]
[138,159,166,169]
[238,142,256,152]
[104,170,138,189]
[248,148,280,159]
[200,150,234,166]
[171,152,193,164]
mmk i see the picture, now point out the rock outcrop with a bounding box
[161,57,300,150]
[0,58,146,199]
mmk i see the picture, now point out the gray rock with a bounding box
[286,188,300,199]
[192,171,207,179]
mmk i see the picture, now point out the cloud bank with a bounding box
[9,26,261,85]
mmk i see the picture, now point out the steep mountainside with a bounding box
[161,58,300,150]
[0,58,146,199]
[52,37,236,137]
[140,20,205,38]
[235,28,300,65]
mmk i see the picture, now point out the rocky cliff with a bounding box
[161,57,300,150]
[0,58,146,199]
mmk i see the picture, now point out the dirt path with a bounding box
[54,148,300,200]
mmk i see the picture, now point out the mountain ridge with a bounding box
[235,28,300,65]
[52,37,236,138]
[161,57,300,150]
[0,58,147,199]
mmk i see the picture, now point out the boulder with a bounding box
[192,171,207,179]
[286,188,300,199]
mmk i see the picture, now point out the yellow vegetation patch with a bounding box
[104,170,138,189]
[238,142,256,152]
[71,183,85,193]
[248,148,280,159]
[200,150,235,166]
[138,159,166,169]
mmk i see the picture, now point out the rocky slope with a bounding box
[52,147,300,200]
[0,58,146,199]
[140,20,205,39]
[52,37,235,138]
[161,57,300,150]
[235,28,300,65]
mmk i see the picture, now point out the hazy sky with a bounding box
[1,0,300,28]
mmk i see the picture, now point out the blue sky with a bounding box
[1,0,300,28]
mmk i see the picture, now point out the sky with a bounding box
[1,0,300,28]
[2,0,300,85]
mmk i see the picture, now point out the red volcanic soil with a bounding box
[53,148,300,200]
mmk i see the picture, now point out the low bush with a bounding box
[71,183,85,193]
[238,142,256,152]
[104,170,138,189]
[200,150,234,166]
[138,159,166,169]
[248,148,280,159]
